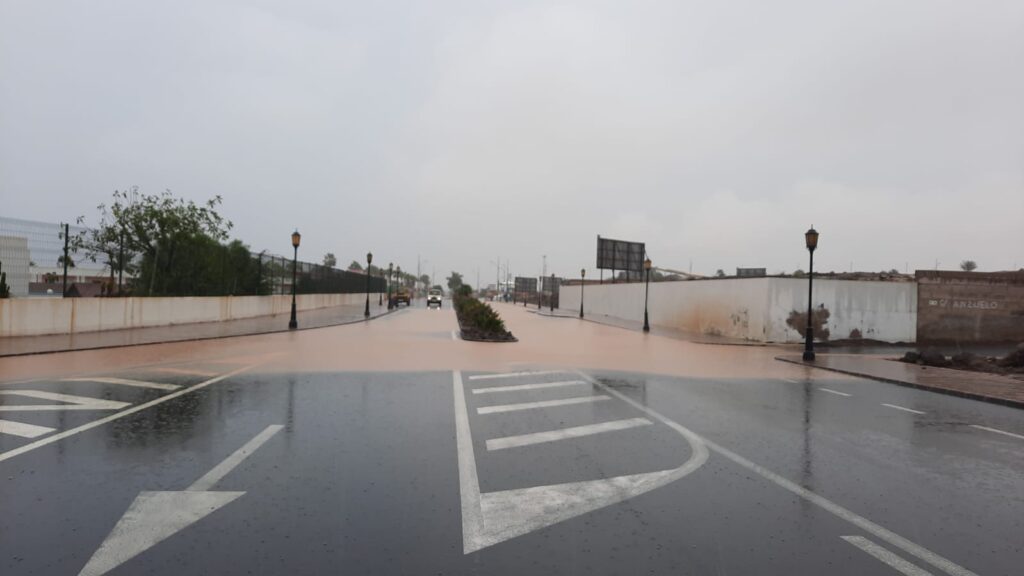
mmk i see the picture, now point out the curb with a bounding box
[530,309,773,347]
[775,355,1024,410]
[0,307,407,359]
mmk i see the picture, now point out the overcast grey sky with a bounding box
[3,0,1022,281]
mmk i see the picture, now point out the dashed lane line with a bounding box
[472,380,588,395]
[842,536,935,576]
[818,387,852,397]
[62,377,181,391]
[477,395,611,415]
[573,370,978,576]
[0,363,261,464]
[969,424,1024,441]
[882,403,926,415]
[468,371,565,381]
[486,418,652,451]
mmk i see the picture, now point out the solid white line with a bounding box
[477,395,610,414]
[486,418,652,451]
[472,380,588,395]
[970,424,1024,441]
[819,387,852,397]
[468,370,565,381]
[187,425,284,491]
[784,378,803,384]
[841,536,935,576]
[882,403,926,415]
[453,371,485,554]
[0,390,130,411]
[62,377,181,391]
[0,419,56,439]
[705,438,976,576]
[0,363,260,464]
[570,370,976,576]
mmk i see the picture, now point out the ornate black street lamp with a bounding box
[803,227,819,361]
[379,266,384,306]
[579,268,586,318]
[365,251,373,318]
[387,263,393,309]
[550,274,555,312]
[643,257,652,332]
[288,229,301,329]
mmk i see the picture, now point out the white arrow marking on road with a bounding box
[0,390,130,411]
[78,424,283,576]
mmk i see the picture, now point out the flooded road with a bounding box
[1,304,1021,575]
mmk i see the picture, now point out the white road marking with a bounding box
[468,370,565,381]
[0,390,130,411]
[454,371,708,554]
[188,424,284,491]
[472,380,588,395]
[572,370,978,576]
[970,424,1024,441]
[62,377,181,391]
[705,438,976,576]
[0,419,56,439]
[0,363,260,464]
[477,395,610,414]
[784,378,803,384]
[149,367,217,377]
[818,387,852,397]
[486,418,652,451]
[451,330,459,341]
[882,403,926,415]
[78,425,282,576]
[842,536,935,576]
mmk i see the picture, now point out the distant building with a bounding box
[736,267,766,278]
[0,235,30,296]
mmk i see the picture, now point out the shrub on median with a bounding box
[453,288,515,342]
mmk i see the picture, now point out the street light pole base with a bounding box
[288,321,297,330]
[802,350,816,361]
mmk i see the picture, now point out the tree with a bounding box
[348,260,363,271]
[447,271,464,292]
[715,269,726,278]
[419,274,430,287]
[960,260,977,272]
[322,253,337,268]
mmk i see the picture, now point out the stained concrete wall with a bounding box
[917,271,1024,344]
[0,293,366,337]
[559,277,917,343]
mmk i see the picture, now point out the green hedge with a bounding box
[453,289,511,338]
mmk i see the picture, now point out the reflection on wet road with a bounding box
[0,306,1021,575]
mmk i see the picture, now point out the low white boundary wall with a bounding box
[559,278,917,343]
[0,293,367,337]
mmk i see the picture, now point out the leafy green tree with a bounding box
[322,253,337,268]
[348,260,363,271]
[960,260,977,272]
[447,271,464,291]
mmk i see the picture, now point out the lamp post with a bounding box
[288,230,301,329]
[387,263,394,309]
[397,266,403,306]
[550,274,555,312]
[579,268,586,318]
[379,267,384,306]
[365,251,373,318]
[643,257,652,332]
[802,227,819,361]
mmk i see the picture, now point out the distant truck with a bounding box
[427,288,443,309]
[391,286,411,307]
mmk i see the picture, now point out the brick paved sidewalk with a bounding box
[0,301,400,357]
[777,353,1024,409]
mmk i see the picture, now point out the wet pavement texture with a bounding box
[1,306,1022,575]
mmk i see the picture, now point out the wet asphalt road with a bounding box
[1,309,1023,575]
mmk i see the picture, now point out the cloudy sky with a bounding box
[3,0,1022,282]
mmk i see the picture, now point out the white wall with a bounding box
[0,293,366,337]
[559,278,917,343]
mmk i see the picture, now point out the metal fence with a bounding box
[253,252,385,296]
